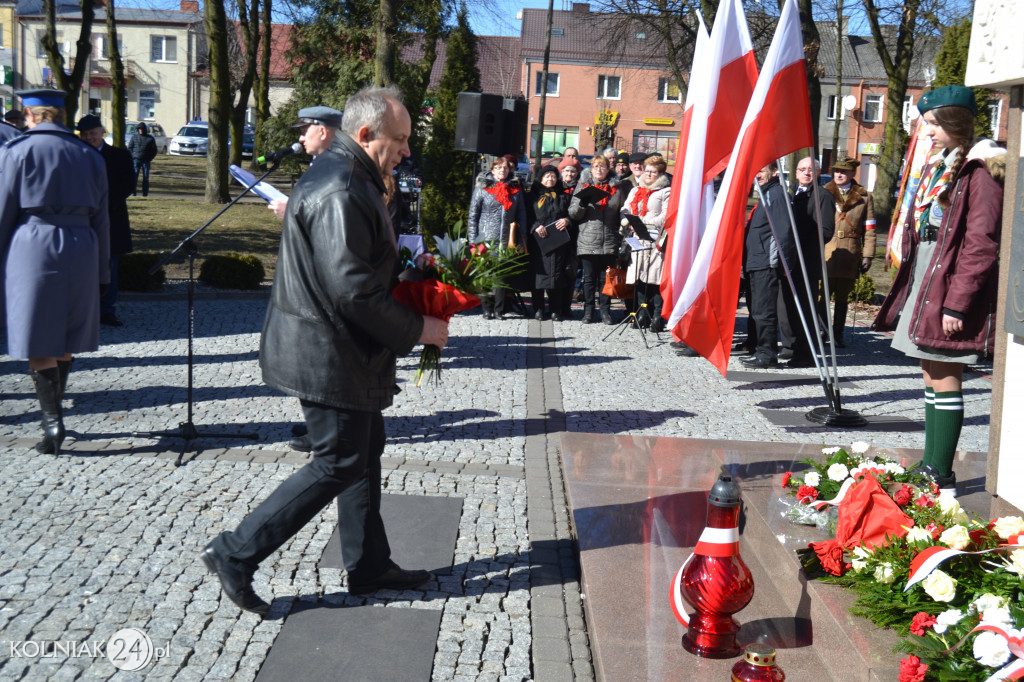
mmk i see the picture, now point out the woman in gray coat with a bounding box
[568,155,623,324]
[0,90,110,455]
[467,157,527,319]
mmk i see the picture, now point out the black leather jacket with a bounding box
[259,134,423,411]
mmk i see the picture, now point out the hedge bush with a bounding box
[198,253,266,290]
[119,252,166,292]
[849,272,876,303]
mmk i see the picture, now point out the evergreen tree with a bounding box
[419,3,480,240]
[932,18,992,140]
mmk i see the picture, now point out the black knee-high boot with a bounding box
[31,367,65,455]
[57,358,73,393]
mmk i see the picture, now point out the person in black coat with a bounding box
[526,165,573,320]
[78,115,134,327]
[741,162,790,368]
[778,156,835,367]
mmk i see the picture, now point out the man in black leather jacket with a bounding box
[201,86,449,615]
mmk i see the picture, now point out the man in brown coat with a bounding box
[823,157,875,347]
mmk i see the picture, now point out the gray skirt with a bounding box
[890,240,981,364]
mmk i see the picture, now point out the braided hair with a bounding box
[932,105,976,209]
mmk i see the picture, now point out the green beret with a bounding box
[917,85,977,115]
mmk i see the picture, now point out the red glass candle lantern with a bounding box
[731,643,785,681]
[679,473,754,658]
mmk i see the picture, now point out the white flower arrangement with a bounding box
[827,462,849,482]
[850,441,870,454]
[921,569,958,602]
[873,562,896,584]
[973,630,1013,668]
[803,471,821,487]
[992,516,1024,540]
[938,525,972,551]
[933,608,964,634]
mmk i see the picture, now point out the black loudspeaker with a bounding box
[455,92,504,155]
[501,98,528,157]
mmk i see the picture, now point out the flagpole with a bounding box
[754,173,865,427]
[807,152,841,389]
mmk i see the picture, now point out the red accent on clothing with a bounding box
[630,187,654,217]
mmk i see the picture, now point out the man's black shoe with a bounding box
[100,314,124,327]
[920,464,958,496]
[740,355,777,369]
[551,313,564,322]
[201,543,270,616]
[670,341,687,350]
[778,348,794,360]
[676,345,700,357]
[289,435,312,452]
[291,423,307,437]
[785,357,816,369]
[348,562,431,594]
[601,312,614,325]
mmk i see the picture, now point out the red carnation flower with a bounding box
[909,612,937,636]
[781,472,792,488]
[925,523,943,539]
[796,485,819,503]
[897,654,928,682]
[470,243,489,257]
[893,484,913,507]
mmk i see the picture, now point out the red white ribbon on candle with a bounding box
[904,534,1024,592]
[669,526,740,626]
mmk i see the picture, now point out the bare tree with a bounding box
[205,0,232,203]
[253,0,273,167]
[229,0,261,167]
[41,0,95,122]
[107,0,128,146]
[375,0,397,85]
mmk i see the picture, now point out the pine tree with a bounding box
[419,3,481,240]
[932,18,992,140]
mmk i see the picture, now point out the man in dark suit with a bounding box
[778,156,835,368]
[77,116,134,327]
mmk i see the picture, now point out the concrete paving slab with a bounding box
[317,494,463,575]
[255,602,442,682]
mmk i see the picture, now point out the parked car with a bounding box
[169,121,209,156]
[104,122,168,154]
[226,128,255,158]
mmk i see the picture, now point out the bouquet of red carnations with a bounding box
[393,226,525,386]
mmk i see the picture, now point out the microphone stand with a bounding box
[135,159,286,465]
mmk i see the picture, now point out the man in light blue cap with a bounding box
[0,88,110,455]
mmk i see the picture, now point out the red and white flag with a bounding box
[666,0,814,374]
[660,0,757,326]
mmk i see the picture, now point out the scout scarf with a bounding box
[913,150,955,236]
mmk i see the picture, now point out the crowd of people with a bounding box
[467,145,678,328]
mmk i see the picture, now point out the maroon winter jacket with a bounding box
[873,154,1002,354]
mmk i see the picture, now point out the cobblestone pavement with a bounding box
[0,295,991,680]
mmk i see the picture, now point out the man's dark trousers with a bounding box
[212,403,391,582]
[779,266,818,363]
[746,267,779,362]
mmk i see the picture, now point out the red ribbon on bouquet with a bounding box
[392,279,481,321]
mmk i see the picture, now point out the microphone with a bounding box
[257,142,302,165]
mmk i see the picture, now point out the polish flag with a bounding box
[660,0,758,326]
[666,0,814,374]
